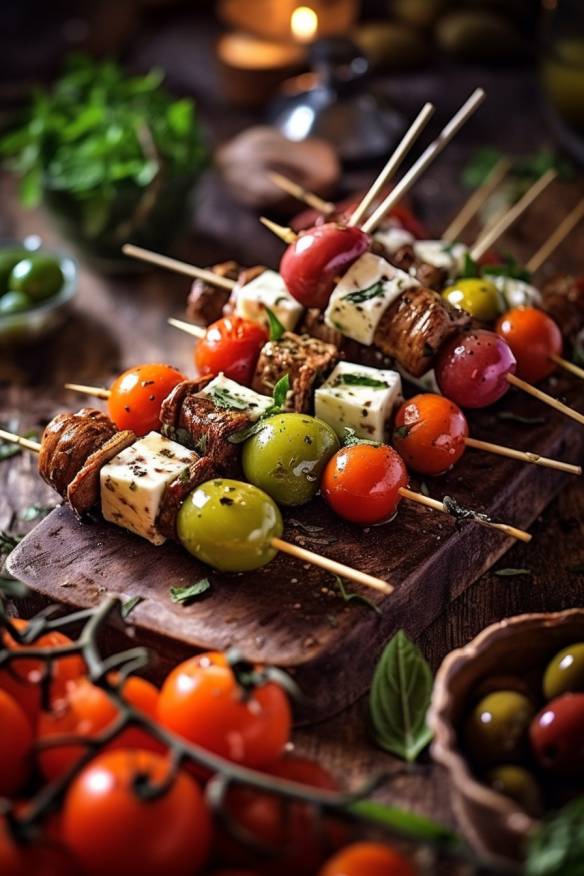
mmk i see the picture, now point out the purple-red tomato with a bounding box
[435,330,517,409]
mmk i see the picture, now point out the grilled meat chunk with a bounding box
[299,309,396,370]
[252,331,338,412]
[67,430,136,516]
[39,409,117,499]
[541,274,584,344]
[385,243,448,292]
[156,455,217,540]
[186,261,240,326]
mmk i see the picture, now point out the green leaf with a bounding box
[0,531,23,557]
[335,575,381,616]
[208,387,250,411]
[462,147,503,188]
[482,253,531,283]
[0,576,29,599]
[169,578,211,604]
[265,306,285,342]
[339,373,388,389]
[526,797,584,876]
[460,252,479,279]
[393,425,411,440]
[494,567,531,577]
[342,280,385,305]
[369,630,433,762]
[19,165,42,208]
[340,427,380,448]
[267,373,290,413]
[497,411,546,426]
[347,799,460,849]
[121,595,143,618]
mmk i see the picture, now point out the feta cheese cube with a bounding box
[100,432,197,545]
[324,253,419,346]
[314,361,402,443]
[235,269,304,332]
[374,226,415,253]
[413,240,469,278]
[490,274,542,309]
[198,373,273,421]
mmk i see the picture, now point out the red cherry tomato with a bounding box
[62,749,211,876]
[393,394,468,476]
[529,692,584,774]
[321,444,408,525]
[0,818,78,876]
[0,618,85,728]
[318,841,418,876]
[108,363,187,436]
[435,330,516,409]
[38,674,161,781]
[495,306,562,383]
[0,689,33,797]
[157,651,291,769]
[195,316,268,385]
[280,223,371,309]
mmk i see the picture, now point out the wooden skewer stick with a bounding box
[65,383,110,400]
[268,172,335,215]
[0,428,41,453]
[464,436,581,475]
[507,373,584,426]
[362,88,486,235]
[549,354,584,382]
[470,169,558,261]
[347,102,435,228]
[259,217,297,244]
[167,318,206,339]
[398,487,531,543]
[122,244,236,291]
[526,197,584,274]
[442,157,511,243]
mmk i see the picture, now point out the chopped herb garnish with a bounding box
[289,519,325,535]
[497,411,546,426]
[482,253,531,283]
[228,374,290,444]
[460,252,479,278]
[335,575,381,616]
[494,568,531,577]
[209,387,250,411]
[393,425,411,440]
[341,427,381,448]
[169,578,211,604]
[121,595,143,618]
[343,280,385,304]
[443,496,491,526]
[339,373,388,389]
[265,305,285,341]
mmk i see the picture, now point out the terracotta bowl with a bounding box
[428,608,584,871]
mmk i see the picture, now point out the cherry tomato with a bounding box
[158,652,291,769]
[38,674,160,780]
[280,223,371,309]
[62,749,211,876]
[495,306,562,383]
[0,618,85,728]
[529,692,584,774]
[393,394,468,476]
[0,689,33,797]
[435,330,516,409]
[195,316,268,385]
[107,363,187,436]
[318,842,417,876]
[321,444,408,525]
[0,818,78,876]
[219,755,344,875]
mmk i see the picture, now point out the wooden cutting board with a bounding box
[8,374,584,722]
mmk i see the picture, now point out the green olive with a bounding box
[463,691,536,768]
[9,254,64,303]
[0,291,33,315]
[242,413,340,507]
[442,277,502,322]
[176,478,283,573]
[484,765,544,816]
[0,249,28,294]
[543,642,584,700]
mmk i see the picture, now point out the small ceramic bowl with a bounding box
[429,608,584,871]
[0,236,77,346]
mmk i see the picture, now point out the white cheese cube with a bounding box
[490,274,542,309]
[413,240,469,278]
[374,226,415,253]
[235,269,304,332]
[198,373,273,421]
[100,432,197,545]
[314,361,402,443]
[324,253,419,346]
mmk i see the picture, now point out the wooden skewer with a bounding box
[259,217,297,244]
[268,172,335,215]
[0,428,41,453]
[470,169,558,261]
[526,197,584,274]
[549,354,584,382]
[398,487,531,543]
[167,318,206,339]
[122,244,236,291]
[361,88,486,235]
[347,102,435,228]
[442,157,511,243]
[65,383,110,400]
[507,372,584,426]
[464,436,581,475]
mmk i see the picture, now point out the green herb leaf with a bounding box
[169,578,211,605]
[462,147,503,189]
[341,427,381,448]
[228,374,290,444]
[121,596,143,618]
[265,306,285,342]
[369,630,433,762]
[393,425,411,440]
[289,519,325,535]
[347,799,460,849]
[494,568,531,577]
[497,411,547,426]
[460,252,479,279]
[209,387,250,411]
[0,531,23,557]
[343,280,385,304]
[339,373,389,389]
[335,575,381,616]
[482,253,531,283]
[0,576,29,599]
[526,797,584,876]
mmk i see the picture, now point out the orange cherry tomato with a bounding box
[321,444,408,525]
[0,817,79,876]
[107,363,187,436]
[0,689,33,797]
[62,749,211,876]
[495,306,562,383]
[318,841,418,876]
[37,674,161,781]
[194,316,268,385]
[0,618,85,728]
[157,651,291,769]
[393,394,469,476]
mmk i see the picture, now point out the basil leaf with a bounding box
[335,575,381,616]
[267,373,290,413]
[526,797,584,876]
[369,630,433,762]
[265,306,285,342]
[209,388,249,411]
[497,411,546,426]
[169,578,211,604]
[482,253,531,283]
[341,427,381,448]
[460,252,479,279]
[393,425,411,440]
[339,373,388,389]
[494,568,531,577]
[348,799,460,849]
[343,280,385,304]
[121,595,143,618]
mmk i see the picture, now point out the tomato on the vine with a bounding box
[38,674,161,780]
[0,818,78,876]
[495,306,562,383]
[62,749,211,876]
[318,841,418,876]
[157,651,291,768]
[194,316,267,385]
[393,394,468,476]
[0,689,33,797]
[321,444,408,525]
[107,363,187,436]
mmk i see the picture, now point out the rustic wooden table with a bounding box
[1,61,583,873]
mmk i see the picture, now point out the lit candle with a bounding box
[217,31,306,107]
[290,6,319,44]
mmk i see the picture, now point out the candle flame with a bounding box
[291,6,318,43]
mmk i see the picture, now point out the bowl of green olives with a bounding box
[0,237,77,345]
[429,609,584,870]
